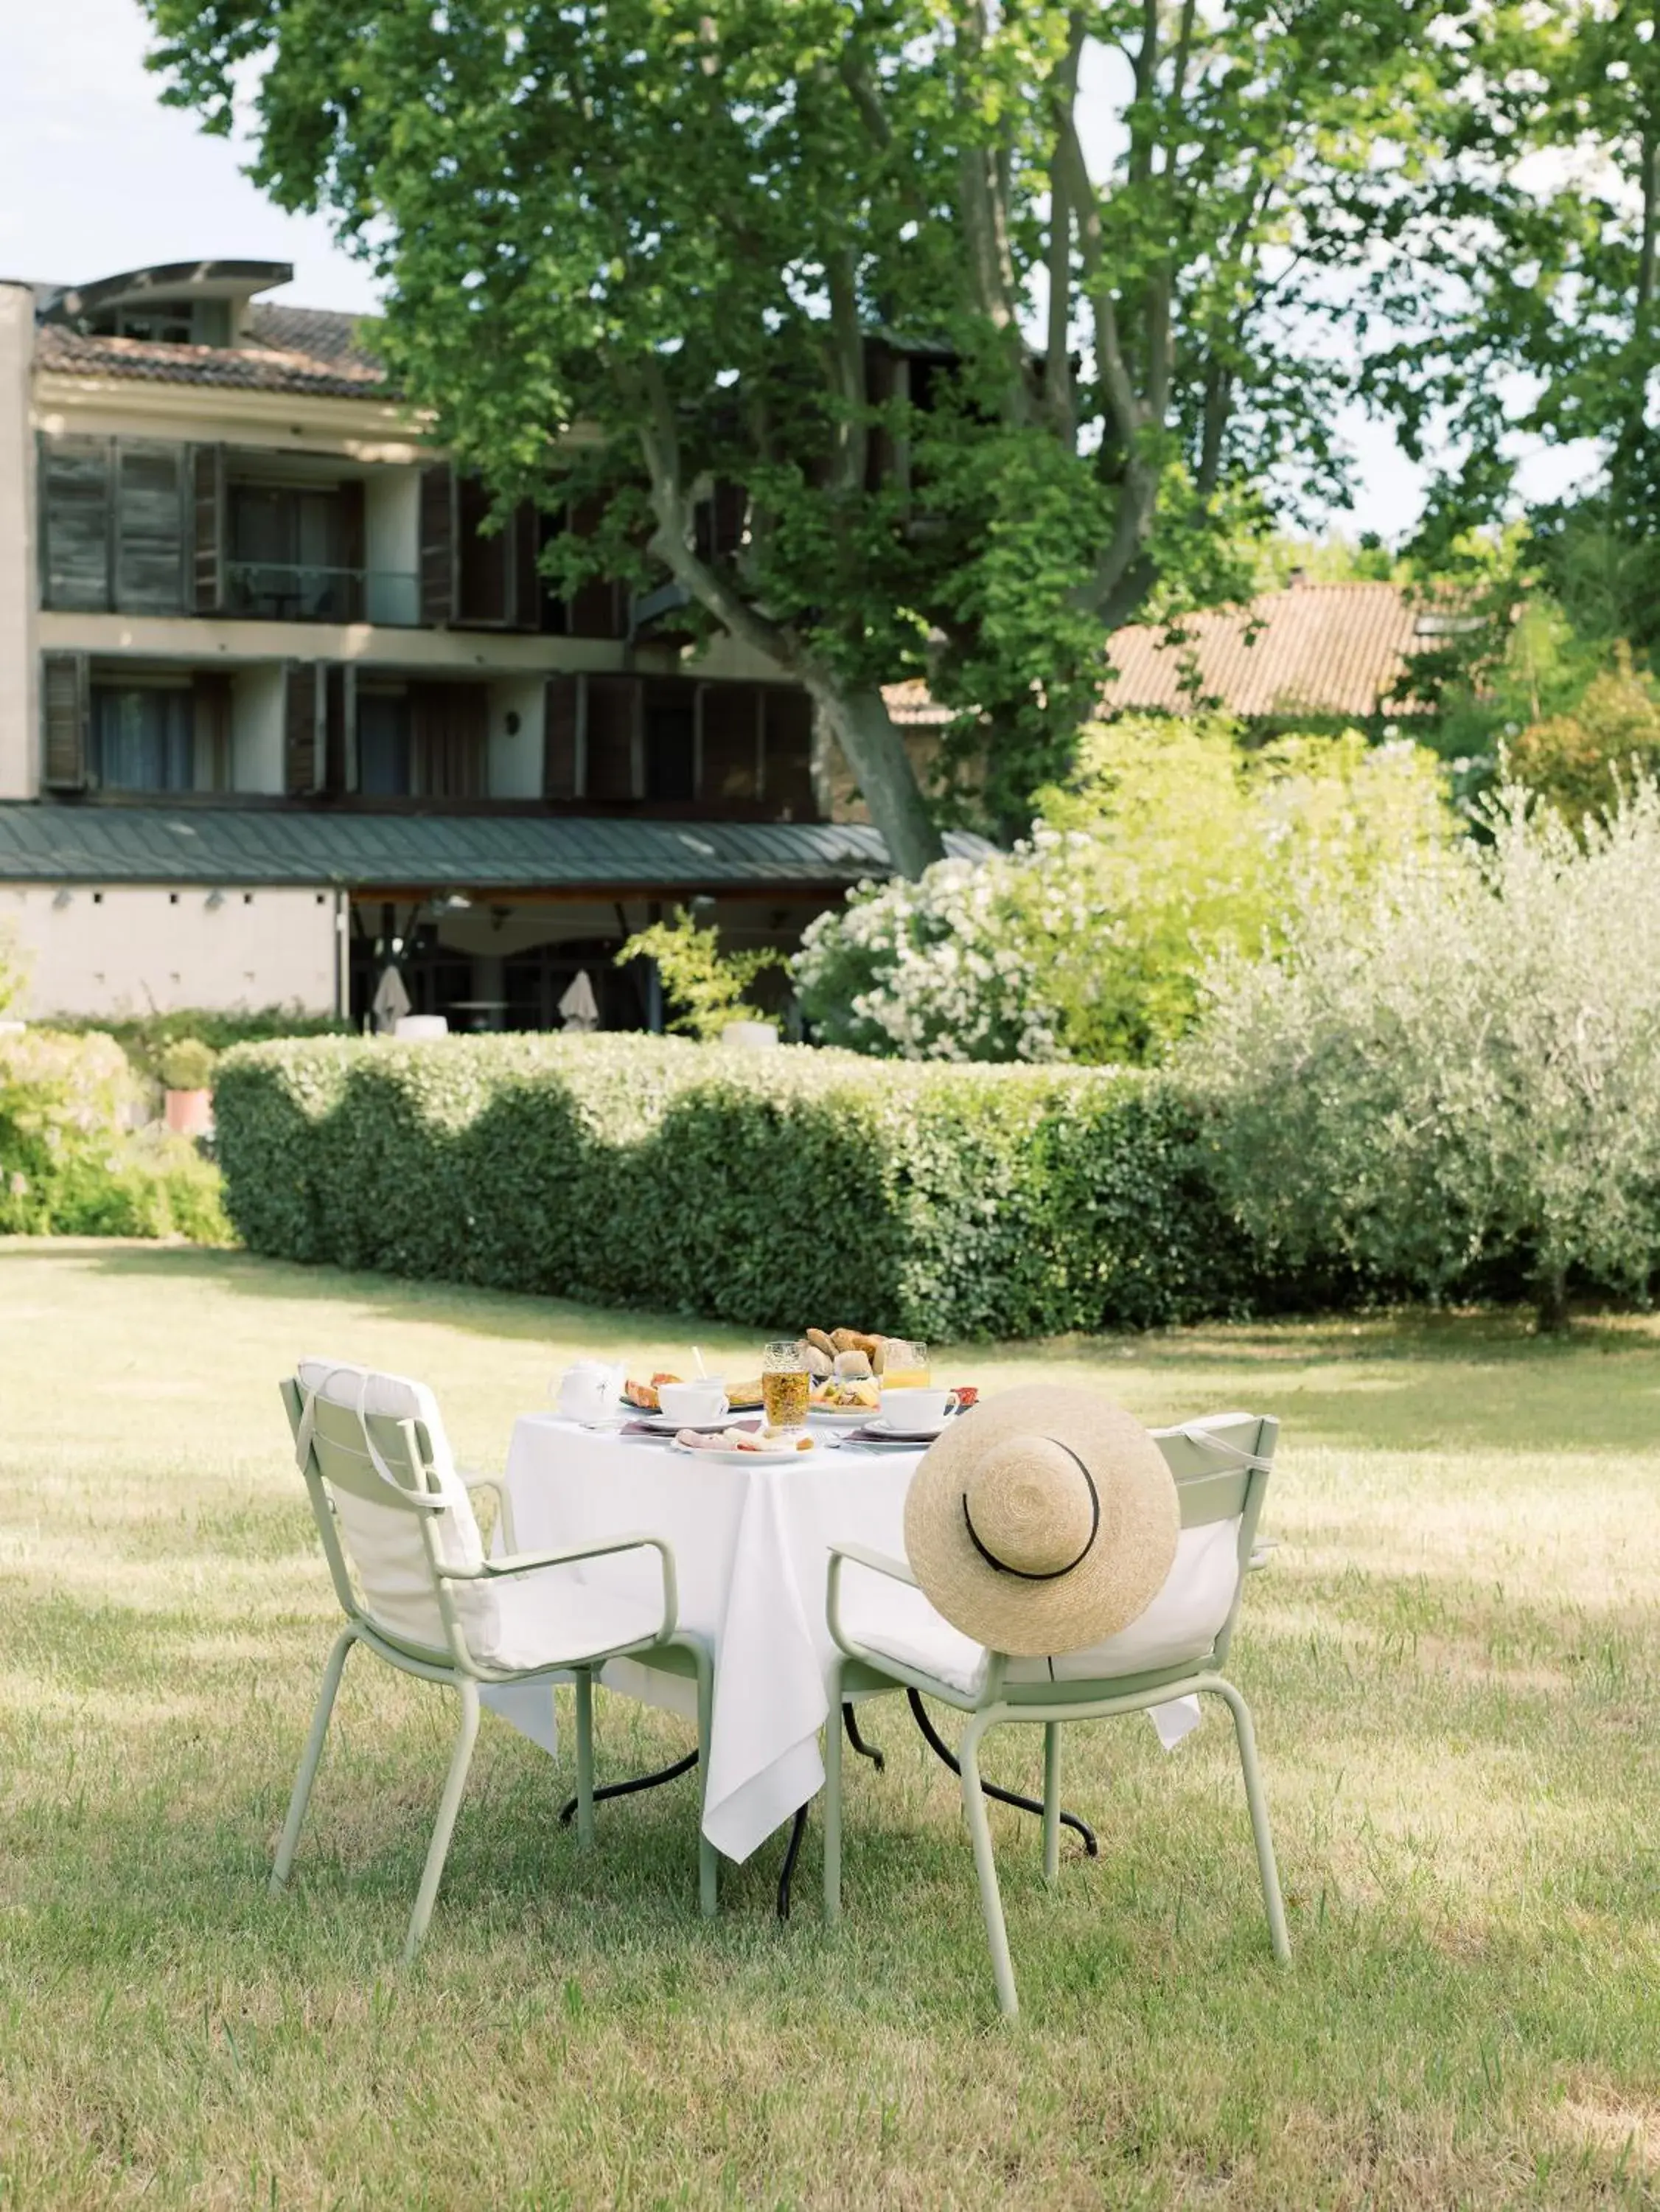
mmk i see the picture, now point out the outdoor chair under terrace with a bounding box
[823,1411,1288,2017]
[273,1357,716,1960]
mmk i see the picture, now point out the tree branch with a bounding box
[1042,15,1086,444]
[1055,109,1143,451]
[826,249,868,496]
[632,359,798,671]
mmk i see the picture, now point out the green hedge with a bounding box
[213,1036,1250,1338]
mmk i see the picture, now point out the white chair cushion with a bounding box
[487,1567,668,1674]
[296,1357,499,1662]
[844,1517,1245,1700]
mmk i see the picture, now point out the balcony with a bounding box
[223,562,420,627]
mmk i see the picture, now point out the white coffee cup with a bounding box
[881,1386,955,1433]
[556,1362,621,1423]
[657,1380,729,1427]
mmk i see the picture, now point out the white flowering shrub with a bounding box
[791,839,1084,1062]
[1181,779,1660,1326]
[795,717,1450,1064]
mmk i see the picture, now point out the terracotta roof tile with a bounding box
[35,312,389,400]
[1102,582,1422,720]
[881,678,954,727]
[881,584,1427,734]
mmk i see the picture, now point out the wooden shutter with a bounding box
[418,463,456,625]
[543,674,580,799]
[39,437,111,612]
[114,442,188,614]
[455,473,512,627]
[40,652,90,791]
[411,681,487,799]
[694,479,747,563]
[513,501,542,632]
[324,664,357,793]
[699,682,760,803]
[284,662,324,796]
[190,444,225,612]
[585,675,641,801]
[338,479,366,622]
[191,671,233,793]
[566,497,626,638]
[763,686,816,818]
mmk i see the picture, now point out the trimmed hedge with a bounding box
[213,1035,1250,1338]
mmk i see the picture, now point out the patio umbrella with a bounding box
[559,970,600,1033]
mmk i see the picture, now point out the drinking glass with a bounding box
[882,1340,930,1391]
[762,1339,811,1430]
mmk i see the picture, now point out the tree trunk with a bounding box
[806,676,945,878]
[1532,1264,1570,1335]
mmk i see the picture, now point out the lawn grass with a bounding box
[2,1239,1659,2208]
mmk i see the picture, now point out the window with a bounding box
[644,690,696,801]
[358,693,413,797]
[92,685,194,793]
[226,483,363,620]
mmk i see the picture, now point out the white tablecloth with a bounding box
[484,1415,919,1863]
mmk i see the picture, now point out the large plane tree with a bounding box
[148,1,1467,864]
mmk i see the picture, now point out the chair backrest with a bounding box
[282,1357,499,1668]
[1140,1409,1277,1671]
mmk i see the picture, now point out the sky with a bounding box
[4,0,1597,547]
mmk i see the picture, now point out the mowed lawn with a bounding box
[2,1244,1659,2209]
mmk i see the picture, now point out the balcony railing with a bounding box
[223,563,421,627]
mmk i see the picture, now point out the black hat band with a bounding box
[960,1438,1101,1583]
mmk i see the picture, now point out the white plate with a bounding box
[807,1403,882,1427]
[862,1416,949,1442]
[668,1436,823,1466]
[621,1408,732,1433]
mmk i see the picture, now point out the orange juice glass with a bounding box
[882,1341,930,1391]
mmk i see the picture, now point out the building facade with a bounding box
[0,259,944,1028]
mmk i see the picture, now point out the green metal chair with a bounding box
[273,1357,716,1959]
[823,1411,1288,2017]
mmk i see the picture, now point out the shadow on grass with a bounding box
[12,1237,1660,1454]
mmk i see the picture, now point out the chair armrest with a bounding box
[829,1541,918,1588]
[439,1531,677,1641]
[826,1541,918,1663]
[456,1466,517,1554]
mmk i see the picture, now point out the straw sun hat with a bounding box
[903,1388,1179,1658]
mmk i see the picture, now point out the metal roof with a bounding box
[0,804,989,891]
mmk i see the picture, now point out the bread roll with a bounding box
[805,1328,837,1360]
[805,1344,833,1378]
[834,1349,873,1380]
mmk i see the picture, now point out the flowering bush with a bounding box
[795,717,1450,1064]
[791,841,1079,1062]
[1180,779,1660,1326]
[0,1027,230,1242]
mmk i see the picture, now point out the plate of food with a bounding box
[808,1375,882,1427]
[669,1425,820,1465]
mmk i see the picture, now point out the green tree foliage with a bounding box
[615,909,785,1041]
[1374,2,1660,661]
[1182,780,1660,1329]
[1507,650,1660,826]
[792,717,1450,1062]
[145,0,1473,849]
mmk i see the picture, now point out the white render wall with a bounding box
[0,285,37,800]
[231,663,287,793]
[3,884,341,1018]
[487,675,546,798]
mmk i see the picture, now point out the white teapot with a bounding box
[554,1360,623,1423]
